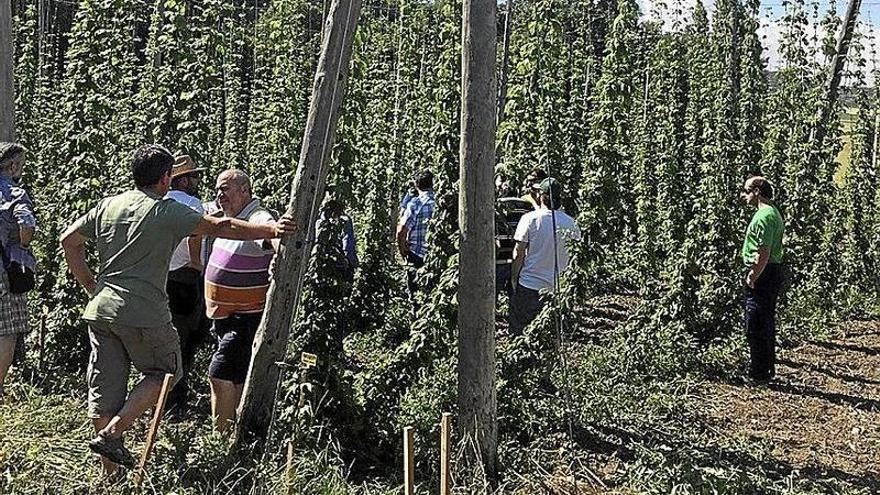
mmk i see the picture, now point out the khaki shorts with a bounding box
[86,321,182,419]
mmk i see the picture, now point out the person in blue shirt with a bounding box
[0,143,36,397]
[399,180,417,218]
[396,170,435,313]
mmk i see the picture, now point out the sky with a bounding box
[636,0,880,72]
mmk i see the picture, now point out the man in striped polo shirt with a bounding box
[204,169,278,432]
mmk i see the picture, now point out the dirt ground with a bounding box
[697,320,880,492]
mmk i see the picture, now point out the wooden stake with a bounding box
[38,309,46,372]
[134,373,175,487]
[286,441,295,478]
[440,413,452,495]
[404,426,415,495]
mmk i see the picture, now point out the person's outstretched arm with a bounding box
[191,215,296,241]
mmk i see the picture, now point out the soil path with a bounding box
[697,321,880,491]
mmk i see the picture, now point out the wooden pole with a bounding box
[234,0,362,449]
[440,413,452,495]
[809,0,862,153]
[403,426,415,495]
[134,373,175,487]
[0,0,15,141]
[458,0,498,478]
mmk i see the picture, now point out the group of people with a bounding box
[393,166,583,338]
[55,145,296,471]
[0,140,785,474]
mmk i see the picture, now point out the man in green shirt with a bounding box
[740,175,784,384]
[60,145,295,472]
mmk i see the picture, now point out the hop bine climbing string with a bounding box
[542,160,582,491]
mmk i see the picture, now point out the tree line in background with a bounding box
[9,0,880,487]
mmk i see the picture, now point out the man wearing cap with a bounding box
[164,155,206,413]
[509,177,581,335]
[396,170,435,314]
[741,176,784,384]
[60,145,295,472]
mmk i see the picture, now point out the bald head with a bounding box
[219,169,251,191]
[216,169,253,216]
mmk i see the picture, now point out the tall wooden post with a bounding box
[234,0,362,448]
[457,0,497,477]
[809,0,862,151]
[0,0,15,141]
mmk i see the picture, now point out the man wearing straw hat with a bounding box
[60,145,295,473]
[164,154,207,414]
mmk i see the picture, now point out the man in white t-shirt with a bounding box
[509,177,581,335]
[164,155,206,412]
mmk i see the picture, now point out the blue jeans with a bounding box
[744,264,782,380]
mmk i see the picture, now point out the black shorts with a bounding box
[208,313,262,384]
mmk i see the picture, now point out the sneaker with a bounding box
[88,433,137,468]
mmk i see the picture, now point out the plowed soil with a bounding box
[697,320,880,491]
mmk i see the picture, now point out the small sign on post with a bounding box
[301,352,318,367]
[404,426,415,495]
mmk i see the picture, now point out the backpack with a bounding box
[1,242,35,294]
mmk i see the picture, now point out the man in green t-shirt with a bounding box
[60,145,295,472]
[740,175,784,384]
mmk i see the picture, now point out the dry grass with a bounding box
[696,320,880,493]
